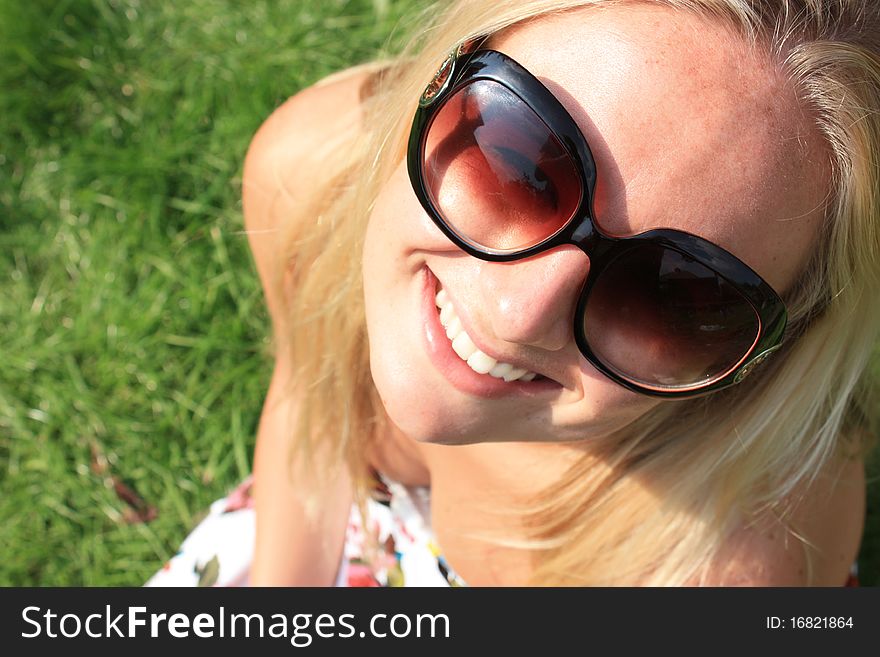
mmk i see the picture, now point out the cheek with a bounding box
[364,163,446,256]
[362,165,426,308]
[554,370,663,441]
[362,170,416,329]
[361,169,461,442]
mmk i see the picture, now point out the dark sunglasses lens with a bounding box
[422,80,582,252]
[583,244,760,389]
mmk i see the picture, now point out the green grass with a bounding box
[0,0,431,586]
[0,0,877,586]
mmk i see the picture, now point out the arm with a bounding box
[249,347,353,586]
[242,69,373,585]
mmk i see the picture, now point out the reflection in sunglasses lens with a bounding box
[423,80,582,252]
[583,243,760,388]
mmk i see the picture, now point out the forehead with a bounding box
[490,4,827,292]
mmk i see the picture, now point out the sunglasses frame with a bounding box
[406,47,787,398]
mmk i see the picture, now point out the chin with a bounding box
[368,359,565,446]
[367,347,470,445]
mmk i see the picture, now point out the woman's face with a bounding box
[362,4,828,445]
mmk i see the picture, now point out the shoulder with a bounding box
[241,64,380,318]
[702,455,865,586]
[242,63,379,229]
[243,63,379,196]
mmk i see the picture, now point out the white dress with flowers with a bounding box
[145,473,466,587]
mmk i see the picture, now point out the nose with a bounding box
[477,245,590,352]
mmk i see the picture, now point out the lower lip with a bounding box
[420,266,562,399]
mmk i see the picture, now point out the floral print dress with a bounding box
[145,473,466,588]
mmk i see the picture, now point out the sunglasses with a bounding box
[406,45,787,398]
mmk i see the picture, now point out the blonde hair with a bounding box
[272,0,880,585]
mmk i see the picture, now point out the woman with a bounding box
[152,0,878,586]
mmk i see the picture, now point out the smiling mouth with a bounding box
[434,285,544,383]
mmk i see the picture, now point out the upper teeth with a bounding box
[435,287,538,382]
